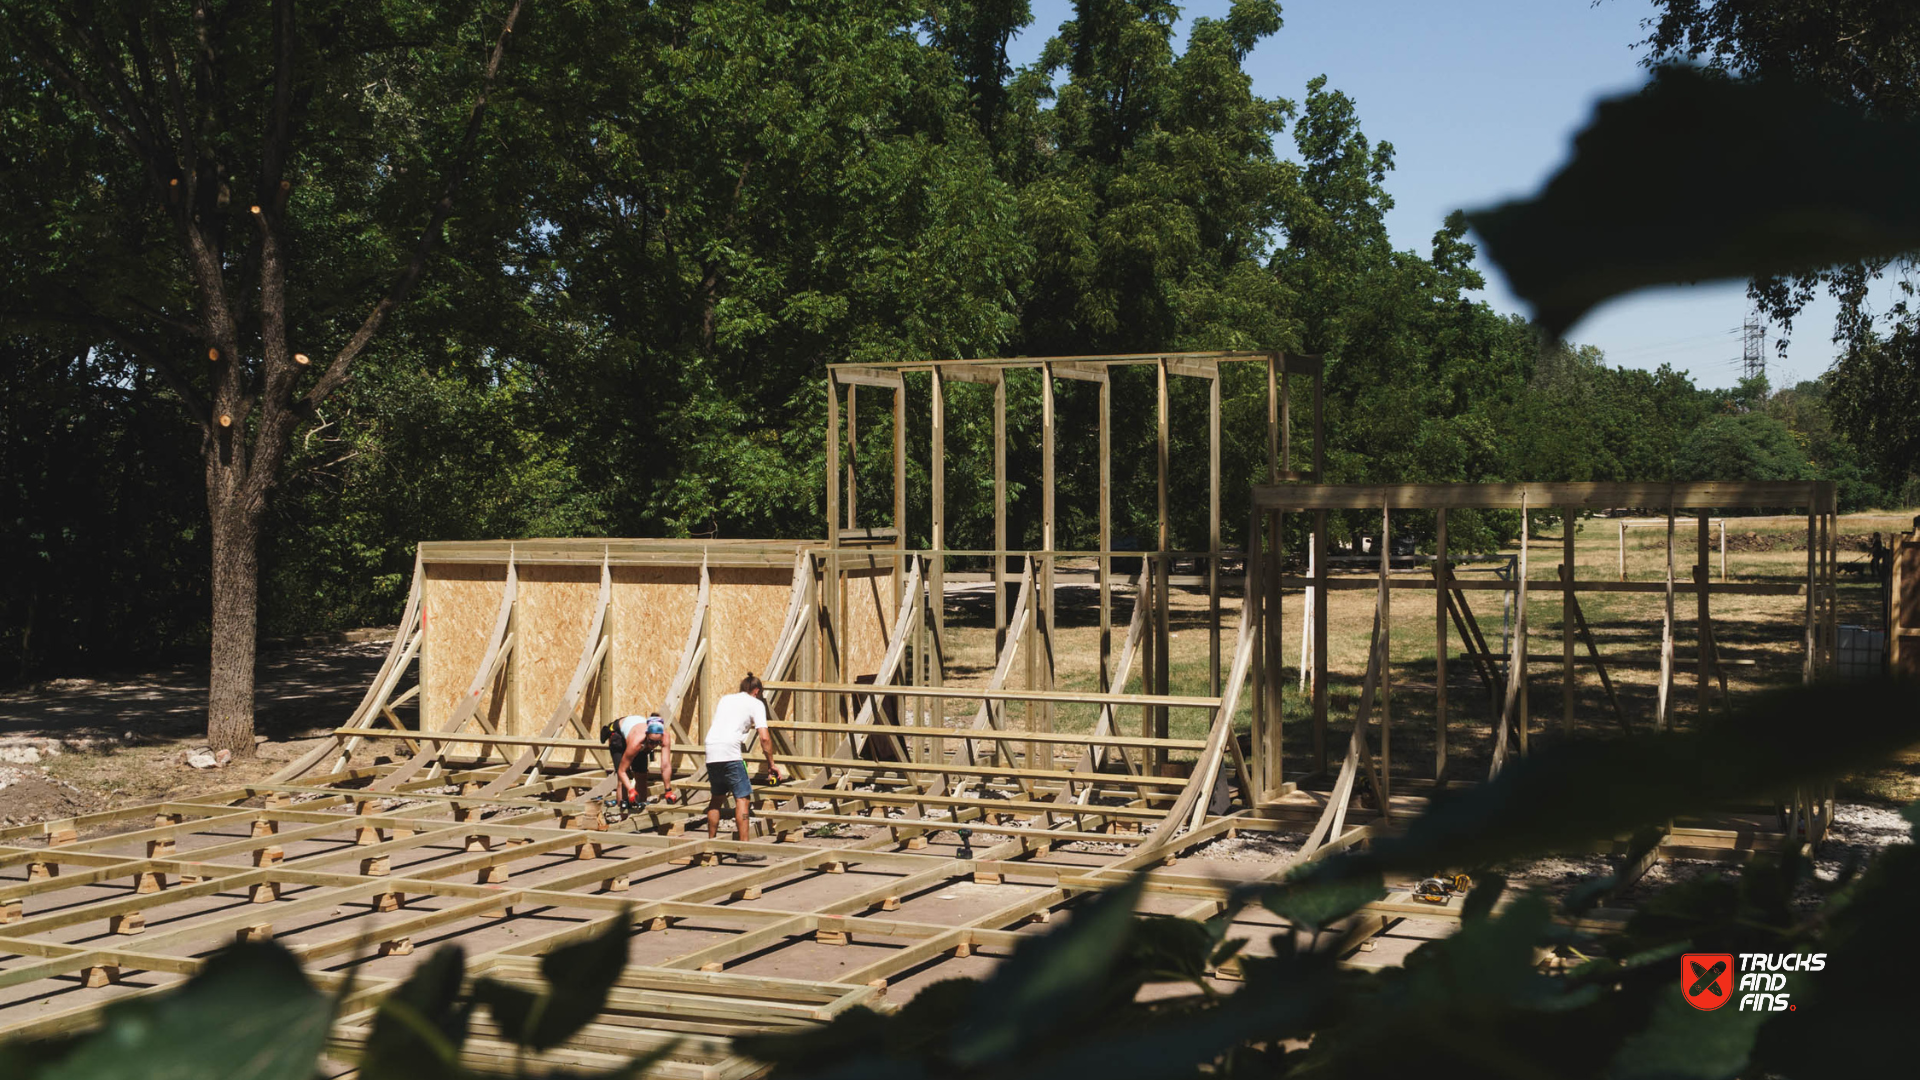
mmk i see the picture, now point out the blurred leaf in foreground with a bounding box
[1469,65,1920,337]
[0,943,333,1080]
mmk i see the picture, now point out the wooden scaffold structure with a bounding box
[0,352,1854,1075]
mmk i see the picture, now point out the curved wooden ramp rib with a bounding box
[582,558,713,801]
[478,555,614,797]
[272,553,428,784]
[776,557,925,795]
[370,554,521,792]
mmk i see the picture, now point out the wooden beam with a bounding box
[1312,510,1329,774]
[994,372,1007,656]
[1563,510,1576,735]
[834,367,906,388]
[931,368,946,753]
[1155,357,1171,761]
[1659,497,1677,731]
[1435,509,1448,779]
[1253,480,1833,511]
[1041,363,1056,741]
[1697,511,1710,715]
[1209,370,1222,696]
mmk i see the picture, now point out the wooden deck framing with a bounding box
[0,356,1861,1075]
[1249,480,1844,858]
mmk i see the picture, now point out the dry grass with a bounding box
[922,510,1915,797]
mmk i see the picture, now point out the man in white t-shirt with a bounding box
[704,673,786,850]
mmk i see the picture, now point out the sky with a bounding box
[1004,0,1853,390]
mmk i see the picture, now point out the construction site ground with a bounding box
[0,509,1913,1059]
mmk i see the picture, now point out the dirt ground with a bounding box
[0,639,392,819]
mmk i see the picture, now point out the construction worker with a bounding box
[704,673,786,856]
[603,711,674,810]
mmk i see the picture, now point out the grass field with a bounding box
[925,509,1916,802]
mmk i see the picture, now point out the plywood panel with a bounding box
[844,563,898,681]
[707,567,804,722]
[421,562,508,731]
[513,565,603,737]
[609,566,703,734]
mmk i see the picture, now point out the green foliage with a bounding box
[0,910,654,1080]
[1674,413,1810,484]
[0,943,332,1080]
[733,682,1919,1080]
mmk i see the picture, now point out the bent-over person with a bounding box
[603,711,673,810]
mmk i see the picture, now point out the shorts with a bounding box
[708,759,752,804]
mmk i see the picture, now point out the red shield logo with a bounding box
[1682,953,1735,1011]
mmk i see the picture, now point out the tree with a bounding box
[0,1,528,753]
[1638,1,1920,489]
[509,0,1027,541]
[1674,412,1811,483]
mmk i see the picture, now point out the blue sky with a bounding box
[1005,0,1851,389]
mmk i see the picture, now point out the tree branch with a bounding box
[303,0,527,409]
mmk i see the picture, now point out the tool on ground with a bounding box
[1411,873,1473,904]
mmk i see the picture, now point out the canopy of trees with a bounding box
[1,0,1906,694]
[1640,0,1920,496]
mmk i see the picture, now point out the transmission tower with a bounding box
[1741,309,1767,383]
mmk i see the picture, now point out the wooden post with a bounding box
[994,370,1007,655]
[1261,354,1280,795]
[1312,509,1329,774]
[1697,511,1711,714]
[1660,496,1677,731]
[1379,504,1390,801]
[1618,520,1626,581]
[1563,509,1576,734]
[825,376,841,736]
[1803,502,1816,684]
[1155,357,1171,757]
[1247,505,1265,796]
[846,384,857,531]
[1720,518,1727,581]
[894,381,906,612]
[1267,354,1281,480]
[931,368,945,748]
[1516,495,1530,755]
[1099,373,1112,692]
[1825,506,1837,678]
[1266,508,1284,794]
[1141,558,1156,750]
[1209,369,1222,696]
[1435,508,1448,778]
[1041,363,1056,735]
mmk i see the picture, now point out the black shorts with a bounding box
[606,732,650,777]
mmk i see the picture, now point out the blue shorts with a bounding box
[708,759,752,804]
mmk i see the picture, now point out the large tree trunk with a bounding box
[206,462,263,758]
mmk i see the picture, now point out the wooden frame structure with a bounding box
[1246,480,1844,870]
[0,357,1859,1073]
[1896,517,1920,677]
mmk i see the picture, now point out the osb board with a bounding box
[421,563,509,732]
[608,566,703,736]
[843,561,900,682]
[703,566,806,738]
[513,565,605,738]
